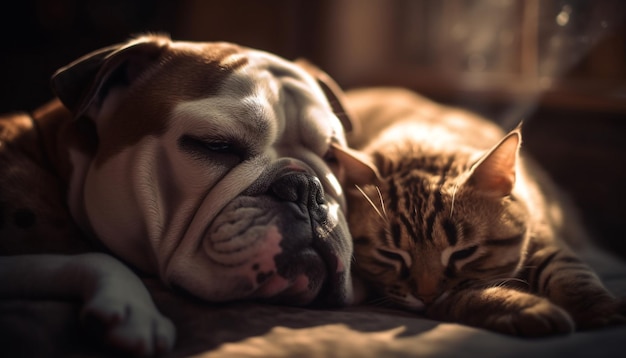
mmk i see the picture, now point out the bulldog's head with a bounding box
[52,34,371,307]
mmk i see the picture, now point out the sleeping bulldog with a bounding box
[0,34,368,356]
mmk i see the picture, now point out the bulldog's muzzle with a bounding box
[202,158,351,306]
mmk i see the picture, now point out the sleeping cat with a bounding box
[339,87,626,336]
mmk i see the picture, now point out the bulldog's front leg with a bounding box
[0,253,175,356]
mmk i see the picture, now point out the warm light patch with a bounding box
[326,172,343,197]
[198,324,406,357]
[328,201,340,222]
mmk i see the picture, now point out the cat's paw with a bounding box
[570,296,626,330]
[81,293,176,356]
[486,299,575,337]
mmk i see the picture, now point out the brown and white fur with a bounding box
[0,34,362,355]
[340,87,626,336]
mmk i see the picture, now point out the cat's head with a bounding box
[343,128,530,311]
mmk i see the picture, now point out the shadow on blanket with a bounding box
[1,246,625,358]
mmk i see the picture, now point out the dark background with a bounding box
[1,0,625,258]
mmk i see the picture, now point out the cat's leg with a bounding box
[0,253,175,356]
[525,246,626,330]
[426,286,575,336]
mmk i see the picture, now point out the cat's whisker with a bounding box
[365,296,387,305]
[375,186,389,221]
[483,277,529,289]
[366,296,387,304]
[355,185,389,224]
[367,296,394,307]
[520,264,538,270]
[450,183,459,218]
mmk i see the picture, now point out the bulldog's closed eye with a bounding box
[178,135,245,162]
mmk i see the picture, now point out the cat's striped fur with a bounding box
[344,87,625,336]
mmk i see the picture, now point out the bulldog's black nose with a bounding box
[270,171,325,208]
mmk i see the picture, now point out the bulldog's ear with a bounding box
[295,59,353,133]
[51,34,170,117]
[331,143,380,186]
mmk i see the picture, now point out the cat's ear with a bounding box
[467,128,521,196]
[331,143,381,186]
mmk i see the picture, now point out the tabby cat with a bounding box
[339,87,625,336]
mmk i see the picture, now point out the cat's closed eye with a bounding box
[375,248,412,279]
[449,245,478,263]
[376,248,403,261]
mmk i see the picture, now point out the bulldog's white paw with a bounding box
[81,292,175,356]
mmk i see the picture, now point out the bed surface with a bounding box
[2,246,625,358]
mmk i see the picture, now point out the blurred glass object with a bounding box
[323,0,625,118]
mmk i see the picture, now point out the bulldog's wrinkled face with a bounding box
[55,35,354,306]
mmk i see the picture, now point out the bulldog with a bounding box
[0,34,371,356]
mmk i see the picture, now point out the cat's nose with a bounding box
[416,274,441,305]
